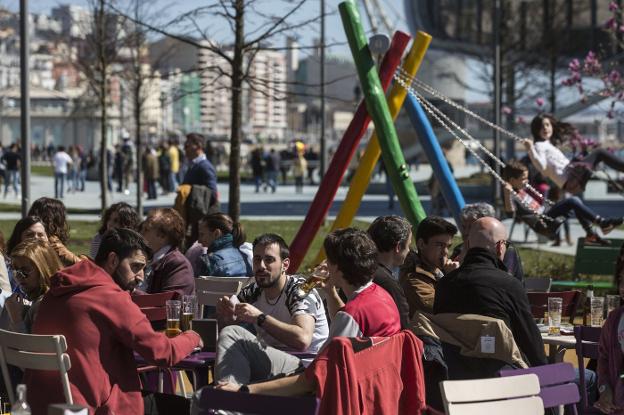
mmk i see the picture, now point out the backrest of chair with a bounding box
[526,291,582,323]
[447,396,544,415]
[132,291,178,322]
[131,291,178,308]
[441,374,541,405]
[195,387,319,415]
[195,276,244,309]
[574,325,601,359]
[0,329,72,404]
[500,362,579,410]
[574,325,601,410]
[524,278,552,293]
[573,237,624,277]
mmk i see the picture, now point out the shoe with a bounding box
[551,240,561,247]
[600,217,624,236]
[585,233,612,246]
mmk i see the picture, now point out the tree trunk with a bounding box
[135,81,143,217]
[228,0,244,222]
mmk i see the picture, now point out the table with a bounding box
[135,351,216,391]
[541,333,576,363]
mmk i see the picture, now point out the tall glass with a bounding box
[590,297,605,327]
[607,295,621,316]
[181,295,198,331]
[165,300,181,337]
[547,297,563,335]
[295,262,329,299]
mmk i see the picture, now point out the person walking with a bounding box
[53,146,73,199]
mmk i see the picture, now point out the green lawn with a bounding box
[0,218,581,279]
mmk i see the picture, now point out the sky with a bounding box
[2,0,410,59]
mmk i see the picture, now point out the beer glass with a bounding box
[607,295,621,316]
[165,300,181,338]
[547,297,563,335]
[181,295,198,331]
[296,262,329,299]
[590,297,605,327]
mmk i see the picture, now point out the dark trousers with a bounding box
[147,179,157,199]
[54,172,66,198]
[546,195,597,232]
[584,148,624,172]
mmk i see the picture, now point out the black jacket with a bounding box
[373,264,411,330]
[433,247,547,367]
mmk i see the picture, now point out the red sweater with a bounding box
[25,260,200,415]
[305,331,426,415]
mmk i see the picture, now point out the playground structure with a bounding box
[287,0,624,275]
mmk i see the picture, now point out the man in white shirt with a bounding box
[53,146,73,199]
[214,233,329,385]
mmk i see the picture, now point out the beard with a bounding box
[255,271,279,288]
[112,268,136,292]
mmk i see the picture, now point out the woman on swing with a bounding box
[522,113,624,194]
[502,160,622,246]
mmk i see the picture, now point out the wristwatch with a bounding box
[257,313,267,327]
[239,384,250,393]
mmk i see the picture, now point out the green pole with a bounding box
[339,0,426,226]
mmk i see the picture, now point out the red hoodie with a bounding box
[24,260,200,415]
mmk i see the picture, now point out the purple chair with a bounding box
[500,362,579,414]
[193,387,320,415]
[574,325,601,413]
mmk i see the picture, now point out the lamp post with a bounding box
[20,0,30,216]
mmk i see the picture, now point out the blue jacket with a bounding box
[199,234,252,277]
[183,157,218,203]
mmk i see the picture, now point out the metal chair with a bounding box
[500,362,579,414]
[193,387,320,415]
[195,276,248,316]
[527,291,582,324]
[574,325,601,412]
[524,278,552,293]
[0,329,72,405]
[440,374,544,415]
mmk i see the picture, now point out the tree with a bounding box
[76,0,127,212]
[562,2,624,120]
[119,0,321,222]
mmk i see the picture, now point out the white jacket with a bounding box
[527,140,570,188]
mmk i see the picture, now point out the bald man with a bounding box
[433,217,547,378]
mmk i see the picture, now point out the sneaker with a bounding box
[585,233,612,246]
[601,217,624,235]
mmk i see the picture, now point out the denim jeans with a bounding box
[54,172,66,198]
[4,169,18,196]
[546,196,597,232]
[584,148,624,172]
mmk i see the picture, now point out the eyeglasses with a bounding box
[496,240,511,249]
[13,268,32,280]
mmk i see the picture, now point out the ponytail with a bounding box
[231,222,246,247]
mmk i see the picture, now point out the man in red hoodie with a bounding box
[25,228,202,415]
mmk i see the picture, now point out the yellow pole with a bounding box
[315,31,432,264]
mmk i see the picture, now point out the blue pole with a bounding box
[404,92,465,224]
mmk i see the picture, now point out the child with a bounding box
[502,160,622,246]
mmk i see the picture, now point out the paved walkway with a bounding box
[1,175,622,256]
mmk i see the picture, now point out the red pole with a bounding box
[288,31,411,272]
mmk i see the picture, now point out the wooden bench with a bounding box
[551,237,624,290]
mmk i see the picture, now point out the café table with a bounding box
[135,350,216,392]
[540,332,576,363]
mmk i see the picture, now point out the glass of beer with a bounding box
[296,262,330,299]
[607,295,621,316]
[547,297,562,335]
[590,297,605,327]
[181,295,197,331]
[165,300,181,337]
